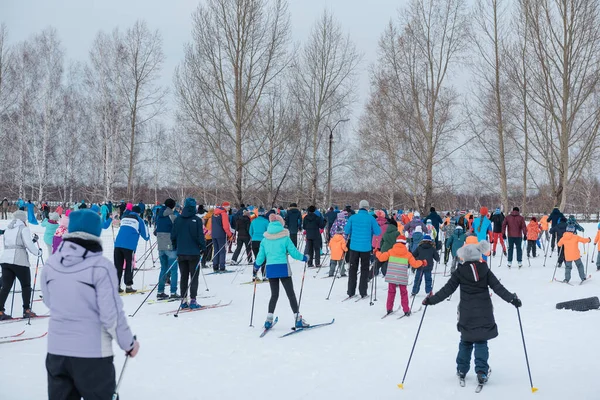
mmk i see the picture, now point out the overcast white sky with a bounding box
[1,0,406,128]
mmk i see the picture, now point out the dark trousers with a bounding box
[1,209,7,219]
[113,247,134,286]
[444,245,451,264]
[251,241,265,276]
[348,250,370,297]
[305,237,322,267]
[456,340,489,375]
[507,237,523,263]
[46,353,115,400]
[178,255,200,299]
[551,231,557,251]
[201,239,213,267]
[268,277,299,314]
[0,263,32,312]
[212,237,227,270]
[232,236,253,263]
[527,240,537,257]
[290,233,298,248]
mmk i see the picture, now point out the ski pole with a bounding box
[408,268,425,311]
[374,262,378,302]
[9,280,16,316]
[249,272,258,327]
[174,260,202,318]
[112,335,136,400]
[551,247,564,282]
[590,247,597,275]
[199,255,209,292]
[398,304,429,389]
[129,259,177,318]
[369,261,376,306]
[543,233,550,267]
[585,241,591,275]
[516,307,538,393]
[326,255,344,300]
[297,262,308,311]
[28,246,43,325]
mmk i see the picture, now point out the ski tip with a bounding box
[531,387,538,393]
[397,383,404,389]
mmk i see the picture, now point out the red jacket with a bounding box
[502,210,527,238]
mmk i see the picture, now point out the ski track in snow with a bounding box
[1,220,599,399]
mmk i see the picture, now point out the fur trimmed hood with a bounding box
[457,240,490,262]
[264,221,290,240]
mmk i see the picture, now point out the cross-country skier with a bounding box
[113,205,149,293]
[422,240,522,386]
[41,210,140,400]
[557,232,591,284]
[255,214,309,329]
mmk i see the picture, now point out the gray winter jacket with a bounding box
[41,233,135,358]
[0,219,38,267]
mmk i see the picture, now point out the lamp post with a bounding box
[326,119,349,208]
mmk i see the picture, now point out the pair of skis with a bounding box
[0,331,48,345]
[459,369,491,393]
[260,318,335,338]
[341,295,368,303]
[0,314,50,325]
[159,300,232,316]
[554,275,592,286]
[147,294,215,305]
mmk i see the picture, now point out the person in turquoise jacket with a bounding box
[446,226,467,273]
[255,214,309,330]
[472,207,492,242]
[344,200,381,298]
[41,212,60,255]
[249,208,270,279]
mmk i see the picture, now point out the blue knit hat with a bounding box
[184,198,197,208]
[423,234,433,242]
[68,210,102,237]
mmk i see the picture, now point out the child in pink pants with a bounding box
[376,235,425,317]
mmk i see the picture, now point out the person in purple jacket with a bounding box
[41,209,140,400]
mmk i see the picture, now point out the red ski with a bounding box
[0,331,47,344]
[0,330,25,339]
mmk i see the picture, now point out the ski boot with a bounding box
[503,250,507,256]
[118,287,124,293]
[457,371,466,387]
[157,292,169,300]
[264,313,274,329]
[295,314,310,329]
[0,311,12,321]
[169,293,182,299]
[125,286,137,294]
[492,251,496,257]
[507,263,512,268]
[562,279,569,284]
[518,263,522,269]
[477,371,488,384]
[189,299,201,309]
[386,309,394,316]
[180,299,190,309]
[404,311,411,317]
[23,309,37,318]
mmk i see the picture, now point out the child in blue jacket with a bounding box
[114,206,149,293]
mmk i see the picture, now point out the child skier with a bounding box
[254,214,309,329]
[52,211,70,253]
[410,226,424,253]
[425,219,437,242]
[411,234,440,296]
[422,240,522,385]
[446,225,467,273]
[378,218,400,276]
[41,212,60,255]
[376,235,425,316]
[328,226,348,277]
[566,215,584,234]
[594,224,600,271]
[526,217,541,258]
[557,231,591,283]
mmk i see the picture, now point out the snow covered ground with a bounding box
[1,220,599,399]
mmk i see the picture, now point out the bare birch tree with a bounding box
[291,10,360,206]
[175,0,291,205]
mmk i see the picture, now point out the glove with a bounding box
[253,263,260,273]
[511,295,522,308]
[502,234,506,240]
[588,238,592,243]
[523,234,527,241]
[127,338,140,357]
[32,234,39,243]
[302,255,308,262]
[37,248,43,256]
[421,260,428,267]
[422,296,433,306]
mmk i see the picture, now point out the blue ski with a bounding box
[259,316,278,338]
[279,319,335,338]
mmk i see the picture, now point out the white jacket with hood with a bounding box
[0,214,38,267]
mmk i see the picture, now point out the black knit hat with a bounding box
[165,198,176,209]
[308,205,316,213]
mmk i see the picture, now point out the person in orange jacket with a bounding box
[557,232,591,283]
[593,223,600,272]
[376,235,425,317]
[526,217,541,258]
[328,226,348,277]
[539,213,550,243]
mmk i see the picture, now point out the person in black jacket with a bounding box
[171,197,206,310]
[423,240,521,385]
[303,205,325,268]
[411,234,440,296]
[324,207,338,243]
[549,216,568,267]
[548,207,565,251]
[231,210,253,265]
[284,203,302,247]
[425,207,444,249]
[489,208,506,256]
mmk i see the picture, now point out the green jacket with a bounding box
[255,221,306,279]
[381,223,399,253]
[447,227,467,257]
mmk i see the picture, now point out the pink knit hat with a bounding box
[126,203,133,211]
[269,213,285,225]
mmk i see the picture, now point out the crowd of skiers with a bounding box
[2,195,599,395]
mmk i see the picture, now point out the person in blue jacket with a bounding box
[250,207,270,279]
[255,214,309,329]
[472,207,492,243]
[345,200,381,298]
[113,206,149,293]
